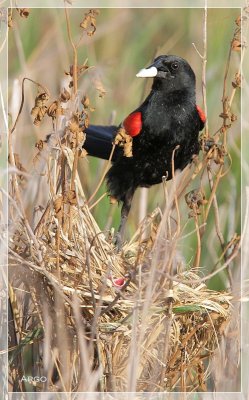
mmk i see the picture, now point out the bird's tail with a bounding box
[45,124,120,161]
[83,125,120,161]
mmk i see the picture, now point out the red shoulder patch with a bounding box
[196,105,206,124]
[123,112,142,137]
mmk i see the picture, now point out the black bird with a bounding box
[84,55,206,248]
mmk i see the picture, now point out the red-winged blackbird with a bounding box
[84,55,206,247]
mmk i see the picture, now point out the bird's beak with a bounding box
[136,66,158,78]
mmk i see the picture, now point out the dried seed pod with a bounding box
[66,115,86,149]
[31,92,49,125]
[185,189,207,217]
[123,139,133,158]
[16,8,30,18]
[64,190,77,205]
[231,114,237,122]
[84,115,89,128]
[202,137,215,153]
[80,9,100,36]
[232,72,241,88]
[82,95,90,108]
[79,112,90,130]
[235,16,241,26]
[203,137,226,164]
[47,100,63,118]
[31,106,47,125]
[114,127,133,157]
[36,92,49,105]
[214,145,226,165]
[68,119,80,134]
[231,38,241,51]
[35,140,44,151]
[54,196,63,219]
[60,88,71,102]
[8,11,13,27]
[81,96,95,112]
[68,131,86,149]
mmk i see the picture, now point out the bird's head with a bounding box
[136,55,196,96]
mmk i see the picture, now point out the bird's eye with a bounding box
[171,62,179,70]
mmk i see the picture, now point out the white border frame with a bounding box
[1,1,247,399]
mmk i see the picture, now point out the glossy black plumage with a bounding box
[84,55,205,247]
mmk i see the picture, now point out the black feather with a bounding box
[83,55,205,246]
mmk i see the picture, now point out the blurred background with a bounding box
[8,7,241,290]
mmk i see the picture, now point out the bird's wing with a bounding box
[196,105,206,131]
[123,111,142,137]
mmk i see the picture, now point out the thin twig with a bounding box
[171,145,181,239]
[10,77,49,135]
[64,7,78,95]
[87,143,116,204]
[204,164,223,221]
[164,238,240,285]
[193,213,201,268]
[207,168,225,249]
[88,192,107,211]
